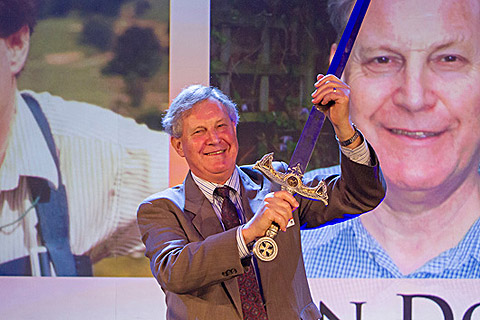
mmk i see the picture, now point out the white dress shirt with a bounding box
[0,91,170,268]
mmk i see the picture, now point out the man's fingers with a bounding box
[266,190,299,209]
[263,191,298,231]
[312,75,349,106]
[260,211,286,232]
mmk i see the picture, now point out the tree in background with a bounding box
[80,15,114,51]
[38,0,128,18]
[37,0,73,17]
[102,26,162,107]
[135,0,151,16]
[76,0,128,17]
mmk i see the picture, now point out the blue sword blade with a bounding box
[288,0,370,174]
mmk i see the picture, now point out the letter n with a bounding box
[319,301,341,320]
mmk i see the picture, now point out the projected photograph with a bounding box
[0,0,170,277]
[209,0,480,280]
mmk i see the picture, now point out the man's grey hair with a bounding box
[328,0,355,38]
[162,84,239,138]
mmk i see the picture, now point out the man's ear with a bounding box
[171,136,185,157]
[329,43,338,64]
[329,42,348,80]
[6,25,30,76]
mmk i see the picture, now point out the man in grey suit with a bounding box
[137,78,385,319]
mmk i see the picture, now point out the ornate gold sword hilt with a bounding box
[251,153,328,262]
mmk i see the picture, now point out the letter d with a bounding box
[399,294,453,320]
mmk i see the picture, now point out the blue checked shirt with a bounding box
[302,215,480,278]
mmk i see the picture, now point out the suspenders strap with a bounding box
[22,93,78,276]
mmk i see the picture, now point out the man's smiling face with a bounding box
[345,0,480,192]
[171,97,239,184]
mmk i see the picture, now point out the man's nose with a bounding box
[392,61,436,112]
[206,130,221,143]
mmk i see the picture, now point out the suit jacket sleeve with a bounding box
[298,141,386,228]
[137,190,245,294]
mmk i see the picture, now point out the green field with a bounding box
[19,2,170,124]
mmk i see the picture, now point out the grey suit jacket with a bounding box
[137,146,385,320]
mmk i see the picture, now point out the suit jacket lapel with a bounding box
[184,168,266,237]
[183,173,224,239]
[238,169,265,221]
[183,172,243,315]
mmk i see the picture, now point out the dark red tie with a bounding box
[215,187,268,320]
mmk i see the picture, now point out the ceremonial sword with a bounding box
[252,0,371,262]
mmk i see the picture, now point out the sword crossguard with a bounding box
[252,153,328,205]
[251,152,329,262]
